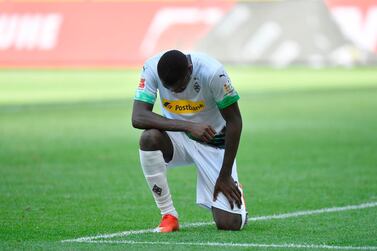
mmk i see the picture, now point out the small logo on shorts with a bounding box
[152,184,162,196]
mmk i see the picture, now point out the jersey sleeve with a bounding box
[210,67,240,109]
[134,64,158,105]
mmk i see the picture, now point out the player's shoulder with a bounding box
[143,52,164,69]
[191,52,224,84]
[141,52,166,82]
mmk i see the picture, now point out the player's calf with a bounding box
[138,129,178,221]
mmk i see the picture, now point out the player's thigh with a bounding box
[192,144,247,226]
[165,131,194,168]
[193,144,240,200]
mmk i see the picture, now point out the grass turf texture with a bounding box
[0,68,376,250]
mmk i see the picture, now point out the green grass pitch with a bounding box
[0,68,377,250]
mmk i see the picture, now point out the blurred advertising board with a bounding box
[326,0,377,54]
[0,0,234,68]
[197,0,377,67]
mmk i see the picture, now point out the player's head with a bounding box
[157,50,192,93]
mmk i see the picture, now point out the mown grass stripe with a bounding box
[79,240,377,250]
[61,201,377,243]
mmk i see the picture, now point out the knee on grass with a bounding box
[212,207,243,231]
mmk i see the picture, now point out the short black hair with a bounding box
[157,50,188,86]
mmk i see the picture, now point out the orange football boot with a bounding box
[158,214,179,233]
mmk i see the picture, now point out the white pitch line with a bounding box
[76,240,377,250]
[250,201,377,221]
[62,201,377,243]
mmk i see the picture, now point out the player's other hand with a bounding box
[213,176,242,210]
[187,123,216,142]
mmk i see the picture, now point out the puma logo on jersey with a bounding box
[162,99,205,114]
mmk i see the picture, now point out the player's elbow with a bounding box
[132,119,144,129]
[131,115,144,129]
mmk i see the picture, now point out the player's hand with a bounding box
[187,123,216,142]
[213,175,242,210]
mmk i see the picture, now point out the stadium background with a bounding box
[1,0,376,67]
[1,0,377,250]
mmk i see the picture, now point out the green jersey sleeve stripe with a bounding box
[216,94,240,109]
[134,90,156,104]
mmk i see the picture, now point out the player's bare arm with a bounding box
[132,100,216,142]
[213,102,243,210]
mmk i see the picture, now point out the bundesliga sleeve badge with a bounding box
[138,78,146,90]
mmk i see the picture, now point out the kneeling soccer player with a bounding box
[131,50,248,232]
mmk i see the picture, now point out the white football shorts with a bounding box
[166,131,247,228]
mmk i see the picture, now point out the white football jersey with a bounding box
[134,52,240,148]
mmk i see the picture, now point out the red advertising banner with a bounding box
[325,0,377,53]
[0,1,234,68]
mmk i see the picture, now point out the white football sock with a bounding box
[139,150,178,218]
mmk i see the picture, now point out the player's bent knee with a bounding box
[214,215,242,231]
[139,129,164,151]
[212,207,243,231]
